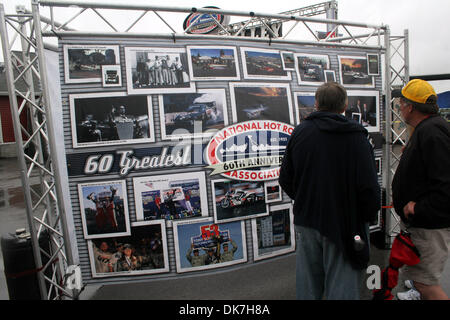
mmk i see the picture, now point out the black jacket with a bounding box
[392,115,450,229]
[279,111,380,269]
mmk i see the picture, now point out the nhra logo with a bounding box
[206,120,294,181]
[183,6,228,34]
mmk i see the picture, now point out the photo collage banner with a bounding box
[62,40,382,279]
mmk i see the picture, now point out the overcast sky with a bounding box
[1,0,449,92]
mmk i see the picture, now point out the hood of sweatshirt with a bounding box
[307,111,368,134]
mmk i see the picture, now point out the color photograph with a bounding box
[159,89,228,139]
[251,203,295,261]
[63,44,120,84]
[264,180,282,203]
[229,82,294,124]
[339,55,375,87]
[69,92,154,148]
[87,220,169,278]
[78,180,130,240]
[294,53,330,86]
[240,47,291,80]
[281,51,295,70]
[173,217,247,273]
[293,92,316,124]
[212,179,268,223]
[345,90,380,132]
[187,46,240,80]
[133,172,208,223]
[125,47,196,94]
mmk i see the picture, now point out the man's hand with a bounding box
[403,201,416,220]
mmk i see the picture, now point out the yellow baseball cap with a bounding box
[401,79,437,104]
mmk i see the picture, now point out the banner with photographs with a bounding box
[125,47,196,94]
[240,47,291,80]
[63,44,120,84]
[69,92,155,148]
[294,53,330,86]
[186,46,240,81]
[345,90,380,132]
[229,82,294,124]
[133,172,208,223]
[87,220,169,278]
[77,180,131,240]
[251,203,295,261]
[212,179,268,223]
[173,217,247,273]
[338,55,375,88]
[293,92,316,124]
[159,89,229,140]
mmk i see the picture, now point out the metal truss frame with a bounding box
[0,0,408,299]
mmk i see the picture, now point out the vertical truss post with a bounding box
[0,3,48,299]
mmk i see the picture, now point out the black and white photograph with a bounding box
[345,90,380,132]
[69,92,154,148]
[102,65,122,87]
[281,51,295,70]
[294,53,330,86]
[87,220,169,278]
[229,82,294,124]
[187,46,240,81]
[63,44,119,84]
[78,180,130,240]
[240,47,291,80]
[251,203,295,261]
[375,156,381,175]
[159,89,229,139]
[367,53,380,75]
[173,217,247,273]
[325,69,337,83]
[133,172,208,223]
[212,179,268,223]
[338,55,375,87]
[294,92,316,124]
[264,180,282,203]
[125,47,196,94]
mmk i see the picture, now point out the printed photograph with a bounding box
[344,90,380,132]
[240,47,291,80]
[367,53,380,75]
[265,181,282,203]
[338,55,375,87]
[294,53,330,86]
[187,46,240,80]
[63,44,120,84]
[78,180,130,240]
[212,179,268,223]
[324,69,337,83]
[133,172,208,223]
[230,82,294,124]
[159,89,229,139]
[125,47,196,94]
[294,92,316,124]
[375,157,381,175]
[69,92,154,148]
[173,217,247,273]
[102,65,122,87]
[281,51,295,70]
[251,203,295,261]
[87,220,169,278]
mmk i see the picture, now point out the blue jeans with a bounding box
[295,225,364,300]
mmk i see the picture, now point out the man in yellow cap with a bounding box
[392,79,450,300]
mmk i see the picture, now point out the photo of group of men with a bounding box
[88,221,169,277]
[173,218,246,273]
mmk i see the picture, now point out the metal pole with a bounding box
[0,3,48,299]
[383,25,393,247]
[31,0,75,268]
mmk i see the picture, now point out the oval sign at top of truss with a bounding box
[183,6,230,34]
[206,120,294,182]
